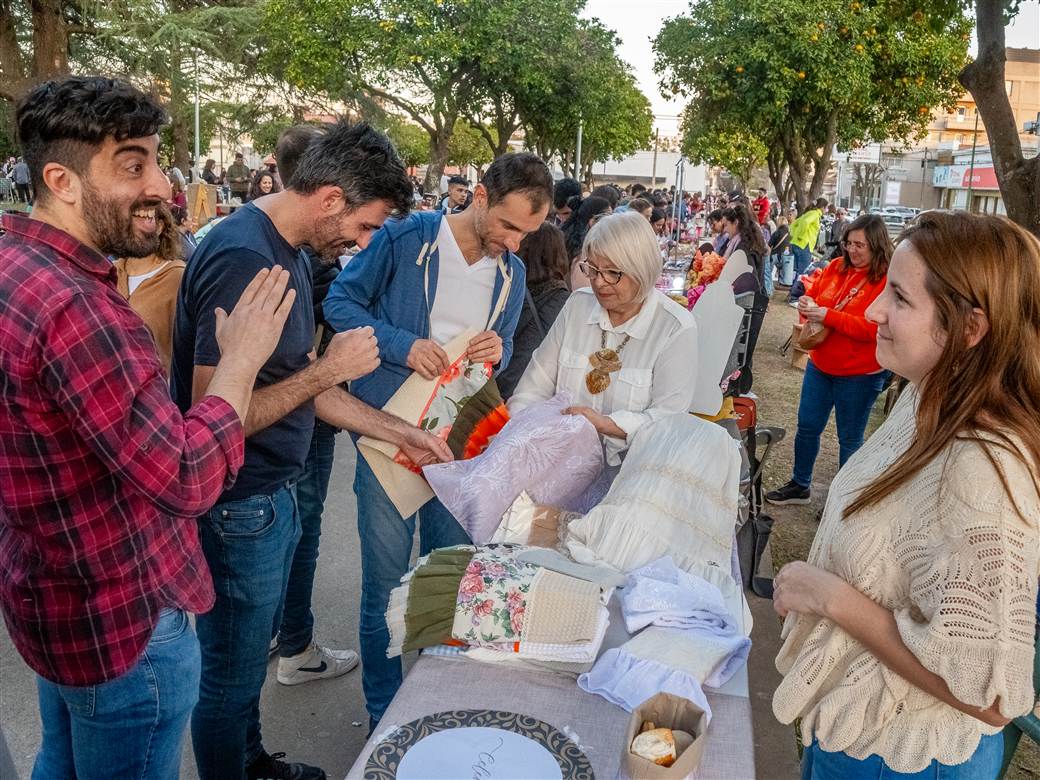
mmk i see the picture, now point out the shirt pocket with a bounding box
[614,368,653,411]
[557,347,589,397]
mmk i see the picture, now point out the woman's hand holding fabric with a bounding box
[563,406,627,440]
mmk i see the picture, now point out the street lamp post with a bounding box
[966,111,980,212]
[193,54,201,182]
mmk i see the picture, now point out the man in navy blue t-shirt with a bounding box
[170,121,451,780]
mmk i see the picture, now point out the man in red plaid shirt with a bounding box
[0,76,297,779]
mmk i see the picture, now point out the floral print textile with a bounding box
[452,547,539,646]
[393,357,498,473]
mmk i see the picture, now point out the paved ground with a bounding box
[1,424,799,780]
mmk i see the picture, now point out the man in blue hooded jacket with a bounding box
[323,152,553,725]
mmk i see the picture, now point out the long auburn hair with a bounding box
[840,214,891,284]
[844,211,1040,520]
[153,203,183,263]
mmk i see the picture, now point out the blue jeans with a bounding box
[278,422,337,657]
[191,484,302,780]
[33,608,199,780]
[354,450,470,724]
[802,735,1003,779]
[792,361,888,488]
[790,244,812,299]
[764,254,778,296]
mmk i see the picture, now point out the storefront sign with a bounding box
[932,163,999,190]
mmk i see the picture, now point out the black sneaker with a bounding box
[246,751,327,780]
[765,480,811,506]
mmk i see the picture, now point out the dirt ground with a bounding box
[753,290,1040,778]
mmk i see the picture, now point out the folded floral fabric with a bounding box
[621,556,744,636]
[577,647,714,722]
[388,544,613,666]
[423,393,606,544]
[468,603,610,665]
[451,547,539,646]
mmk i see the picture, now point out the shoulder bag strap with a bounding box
[525,287,546,340]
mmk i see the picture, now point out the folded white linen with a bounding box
[621,556,742,636]
[577,647,714,722]
[624,626,750,690]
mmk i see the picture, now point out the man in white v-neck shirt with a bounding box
[323,152,554,728]
[428,217,498,344]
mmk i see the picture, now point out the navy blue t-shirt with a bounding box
[170,203,315,502]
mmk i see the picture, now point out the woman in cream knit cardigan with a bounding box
[772,211,1040,779]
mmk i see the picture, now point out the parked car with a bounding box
[880,212,909,239]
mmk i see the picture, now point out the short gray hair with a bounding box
[581,210,661,300]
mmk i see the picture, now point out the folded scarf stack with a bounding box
[386,545,610,664]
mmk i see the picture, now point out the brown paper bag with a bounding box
[623,692,708,779]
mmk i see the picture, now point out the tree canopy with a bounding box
[654,0,971,208]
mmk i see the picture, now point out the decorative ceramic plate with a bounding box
[364,709,594,779]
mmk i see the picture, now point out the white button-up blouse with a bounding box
[508,288,699,464]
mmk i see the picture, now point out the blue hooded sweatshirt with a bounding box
[323,210,527,411]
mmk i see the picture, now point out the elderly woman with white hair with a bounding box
[509,210,698,463]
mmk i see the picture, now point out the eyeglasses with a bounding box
[841,239,869,251]
[578,261,625,285]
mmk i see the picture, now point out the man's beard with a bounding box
[82,181,161,258]
[311,212,348,265]
[472,210,499,258]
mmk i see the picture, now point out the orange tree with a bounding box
[653,0,971,209]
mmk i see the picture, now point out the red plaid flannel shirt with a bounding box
[0,214,244,686]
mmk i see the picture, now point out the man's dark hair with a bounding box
[447,175,470,187]
[758,188,767,195]
[814,197,828,209]
[553,177,582,210]
[291,120,412,215]
[16,76,167,203]
[481,152,553,211]
[276,124,327,188]
[590,184,620,209]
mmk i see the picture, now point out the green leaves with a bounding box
[654,0,970,204]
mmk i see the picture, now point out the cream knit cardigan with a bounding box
[773,386,1040,773]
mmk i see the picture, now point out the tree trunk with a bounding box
[423,121,454,192]
[1,0,73,101]
[168,75,191,175]
[766,146,787,204]
[960,0,1040,236]
[31,0,70,82]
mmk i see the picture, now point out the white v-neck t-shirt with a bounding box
[429,217,498,345]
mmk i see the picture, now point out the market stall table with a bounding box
[345,594,755,780]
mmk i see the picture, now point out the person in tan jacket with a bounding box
[113,204,186,375]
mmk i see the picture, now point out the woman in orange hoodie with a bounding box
[767,214,892,505]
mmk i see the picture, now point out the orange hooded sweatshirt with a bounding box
[804,258,887,377]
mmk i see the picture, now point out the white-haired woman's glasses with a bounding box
[578,260,625,286]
